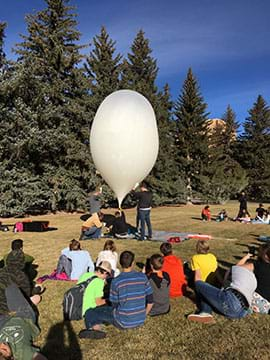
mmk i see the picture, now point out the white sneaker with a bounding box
[187,312,215,324]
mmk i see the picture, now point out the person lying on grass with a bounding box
[187,254,257,324]
[79,251,153,339]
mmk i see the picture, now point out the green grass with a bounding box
[1,202,270,360]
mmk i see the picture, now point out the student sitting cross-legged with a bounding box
[79,250,153,339]
[146,254,170,316]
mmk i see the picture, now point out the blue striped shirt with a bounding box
[110,271,153,329]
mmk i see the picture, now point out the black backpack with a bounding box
[63,275,97,321]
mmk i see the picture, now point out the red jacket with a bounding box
[162,255,186,297]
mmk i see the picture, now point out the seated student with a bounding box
[216,209,228,222]
[79,251,153,339]
[238,209,251,223]
[263,207,270,224]
[80,212,104,240]
[77,261,112,318]
[96,240,119,277]
[56,239,94,281]
[255,203,265,220]
[187,258,257,323]
[160,243,186,297]
[111,211,129,238]
[239,244,270,314]
[146,254,170,316]
[201,206,211,221]
[0,282,47,360]
[191,240,218,284]
[1,250,41,306]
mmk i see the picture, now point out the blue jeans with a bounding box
[195,281,248,319]
[139,209,152,240]
[84,306,114,329]
[82,226,102,239]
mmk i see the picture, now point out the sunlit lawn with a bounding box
[1,201,270,360]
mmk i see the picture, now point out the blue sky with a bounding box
[1,0,270,129]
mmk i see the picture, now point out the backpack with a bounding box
[62,275,97,321]
[14,222,24,232]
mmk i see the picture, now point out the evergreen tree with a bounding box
[174,68,209,201]
[85,26,122,114]
[222,105,239,155]
[236,95,270,200]
[121,29,158,105]
[121,30,182,204]
[0,0,95,214]
[149,84,186,204]
[0,22,6,70]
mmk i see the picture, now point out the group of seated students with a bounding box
[55,238,270,336]
[201,204,270,224]
[1,238,270,357]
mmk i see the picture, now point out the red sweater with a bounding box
[162,255,186,297]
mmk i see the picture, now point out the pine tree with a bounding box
[85,26,122,114]
[121,30,158,105]
[0,22,6,70]
[174,68,209,201]
[222,105,239,155]
[236,95,270,200]
[0,0,95,214]
[149,84,186,204]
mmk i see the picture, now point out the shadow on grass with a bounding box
[42,321,82,360]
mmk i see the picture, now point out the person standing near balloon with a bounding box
[133,182,153,241]
[88,187,102,215]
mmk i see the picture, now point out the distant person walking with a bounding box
[133,182,153,241]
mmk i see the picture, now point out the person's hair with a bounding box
[196,240,210,254]
[69,239,81,251]
[160,243,172,256]
[204,205,210,210]
[115,211,121,217]
[259,203,263,207]
[11,239,23,251]
[140,181,148,189]
[258,243,270,263]
[150,254,164,270]
[120,251,134,268]
[103,240,116,252]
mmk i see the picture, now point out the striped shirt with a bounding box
[110,271,153,329]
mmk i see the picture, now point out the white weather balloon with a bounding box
[90,90,159,207]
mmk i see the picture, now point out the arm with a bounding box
[95,297,107,306]
[236,253,252,266]
[146,302,153,315]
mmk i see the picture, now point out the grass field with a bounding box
[1,202,270,360]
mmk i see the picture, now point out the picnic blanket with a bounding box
[36,270,75,284]
[151,230,211,243]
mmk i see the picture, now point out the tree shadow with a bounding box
[42,321,82,360]
[217,259,234,269]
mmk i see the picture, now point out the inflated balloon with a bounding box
[90,90,159,207]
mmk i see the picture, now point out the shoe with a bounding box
[187,312,215,324]
[79,329,106,339]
